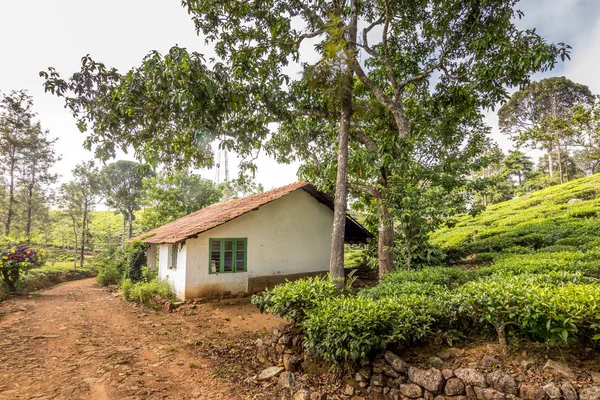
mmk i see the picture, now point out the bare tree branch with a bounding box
[398,46,447,90]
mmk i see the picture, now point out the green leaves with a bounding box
[458,274,600,346]
[251,275,338,322]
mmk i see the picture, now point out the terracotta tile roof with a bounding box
[133,181,371,244]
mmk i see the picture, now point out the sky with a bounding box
[0,0,599,190]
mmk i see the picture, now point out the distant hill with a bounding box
[431,173,600,263]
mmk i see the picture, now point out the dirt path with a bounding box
[0,279,282,400]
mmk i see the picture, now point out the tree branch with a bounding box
[352,126,379,155]
[349,182,379,197]
[361,16,384,59]
[290,109,335,119]
[398,47,447,90]
[381,0,401,101]
[295,29,326,48]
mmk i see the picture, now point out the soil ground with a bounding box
[0,278,283,400]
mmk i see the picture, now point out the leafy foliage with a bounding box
[256,175,600,362]
[457,274,600,345]
[96,240,148,286]
[121,278,175,309]
[251,275,337,322]
[140,170,221,231]
[0,237,46,291]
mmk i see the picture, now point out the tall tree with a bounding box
[498,77,593,183]
[43,0,568,278]
[140,170,222,231]
[0,91,35,235]
[60,161,101,268]
[503,150,533,186]
[101,161,154,240]
[17,125,59,239]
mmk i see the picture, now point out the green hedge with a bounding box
[457,274,600,345]
[252,275,337,322]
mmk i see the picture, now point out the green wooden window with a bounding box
[209,238,247,273]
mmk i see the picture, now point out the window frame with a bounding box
[168,243,178,270]
[208,238,247,274]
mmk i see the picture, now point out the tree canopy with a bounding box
[41,0,570,277]
[140,170,221,231]
[101,160,155,239]
[498,77,593,183]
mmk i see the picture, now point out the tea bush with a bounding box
[457,274,600,346]
[431,174,600,261]
[302,293,445,362]
[252,275,337,322]
[254,175,600,363]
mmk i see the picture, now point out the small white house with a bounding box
[136,181,371,299]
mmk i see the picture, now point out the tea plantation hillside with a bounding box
[254,174,600,362]
[431,173,600,263]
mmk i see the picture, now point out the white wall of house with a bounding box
[157,242,188,299]
[178,189,334,298]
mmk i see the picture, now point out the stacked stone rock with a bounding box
[260,327,600,400]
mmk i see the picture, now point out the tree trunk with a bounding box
[377,199,395,277]
[122,217,126,246]
[71,216,78,269]
[25,180,34,240]
[548,147,554,178]
[128,210,133,239]
[556,143,564,184]
[329,0,357,289]
[496,323,509,355]
[5,151,16,235]
[80,199,88,269]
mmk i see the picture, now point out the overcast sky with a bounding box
[0,0,599,190]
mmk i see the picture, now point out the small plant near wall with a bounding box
[125,240,148,283]
[0,237,46,291]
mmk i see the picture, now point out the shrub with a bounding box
[125,240,147,283]
[0,239,46,291]
[96,241,149,286]
[96,248,127,286]
[457,274,600,347]
[252,275,337,322]
[121,278,175,308]
[302,292,453,362]
[368,266,482,289]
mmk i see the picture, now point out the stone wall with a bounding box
[256,324,600,400]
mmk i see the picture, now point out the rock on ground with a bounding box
[454,368,488,388]
[408,366,445,394]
